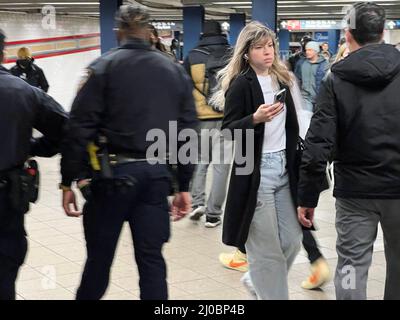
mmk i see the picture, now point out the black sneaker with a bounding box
[189,206,206,221]
[205,216,221,228]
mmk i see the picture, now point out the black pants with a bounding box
[76,162,171,300]
[302,229,322,264]
[0,188,27,300]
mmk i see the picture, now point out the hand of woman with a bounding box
[253,102,284,125]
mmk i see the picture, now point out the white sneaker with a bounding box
[189,206,206,221]
[240,272,257,300]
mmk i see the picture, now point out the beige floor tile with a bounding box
[26,253,70,268]
[112,276,140,293]
[38,261,82,276]
[103,291,137,300]
[167,268,206,284]
[17,278,57,295]
[195,288,249,300]
[17,267,45,282]
[211,272,244,289]
[22,288,74,300]
[173,278,227,295]
[367,280,385,297]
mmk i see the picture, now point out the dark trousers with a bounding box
[302,229,323,264]
[0,188,27,300]
[76,162,171,300]
[335,198,400,300]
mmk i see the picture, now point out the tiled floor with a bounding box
[16,157,386,300]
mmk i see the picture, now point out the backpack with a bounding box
[193,45,231,111]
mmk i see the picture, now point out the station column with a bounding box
[328,29,341,54]
[252,0,277,31]
[183,6,205,59]
[229,13,246,46]
[100,0,123,54]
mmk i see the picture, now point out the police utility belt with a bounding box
[87,138,160,179]
[0,160,40,214]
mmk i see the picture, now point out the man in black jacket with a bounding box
[184,21,233,228]
[60,5,198,300]
[297,2,400,300]
[0,29,68,300]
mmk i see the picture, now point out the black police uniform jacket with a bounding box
[61,39,198,189]
[221,67,300,248]
[0,64,67,264]
[0,65,67,172]
[298,44,400,208]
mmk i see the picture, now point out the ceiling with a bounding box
[0,0,399,21]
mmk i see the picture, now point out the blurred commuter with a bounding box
[10,47,49,92]
[171,38,181,61]
[60,5,197,300]
[184,21,233,228]
[215,21,304,300]
[295,41,329,113]
[287,35,312,72]
[0,29,68,300]
[297,2,400,300]
[333,43,350,64]
[321,42,332,61]
[148,24,176,61]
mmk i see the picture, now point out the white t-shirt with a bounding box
[257,75,287,153]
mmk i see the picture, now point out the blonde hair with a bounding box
[334,43,348,64]
[17,47,32,59]
[211,21,292,109]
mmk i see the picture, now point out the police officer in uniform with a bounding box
[60,6,198,300]
[0,29,68,300]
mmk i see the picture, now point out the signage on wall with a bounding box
[281,20,301,31]
[281,19,400,31]
[386,20,400,30]
[280,20,342,30]
[151,22,176,30]
[314,32,329,42]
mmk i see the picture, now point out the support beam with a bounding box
[252,0,277,32]
[183,6,205,58]
[229,13,246,46]
[100,0,122,54]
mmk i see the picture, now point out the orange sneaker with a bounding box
[301,257,331,290]
[219,249,248,272]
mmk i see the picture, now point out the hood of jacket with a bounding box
[198,34,229,47]
[332,43,400,88]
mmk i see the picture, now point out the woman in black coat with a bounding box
[10,47,49,92]
[211,22,303,300]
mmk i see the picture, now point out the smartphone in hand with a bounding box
[274,88,287,104]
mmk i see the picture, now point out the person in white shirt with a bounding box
[212,21,304,299]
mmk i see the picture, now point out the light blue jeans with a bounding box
[244,151,302,300]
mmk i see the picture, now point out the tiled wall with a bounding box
[1,12,101,111]
[0,12,99,41]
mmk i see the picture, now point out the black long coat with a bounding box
[221,67,300,248]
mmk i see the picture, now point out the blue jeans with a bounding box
[191,120,233,217]
[245,151,302,300]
